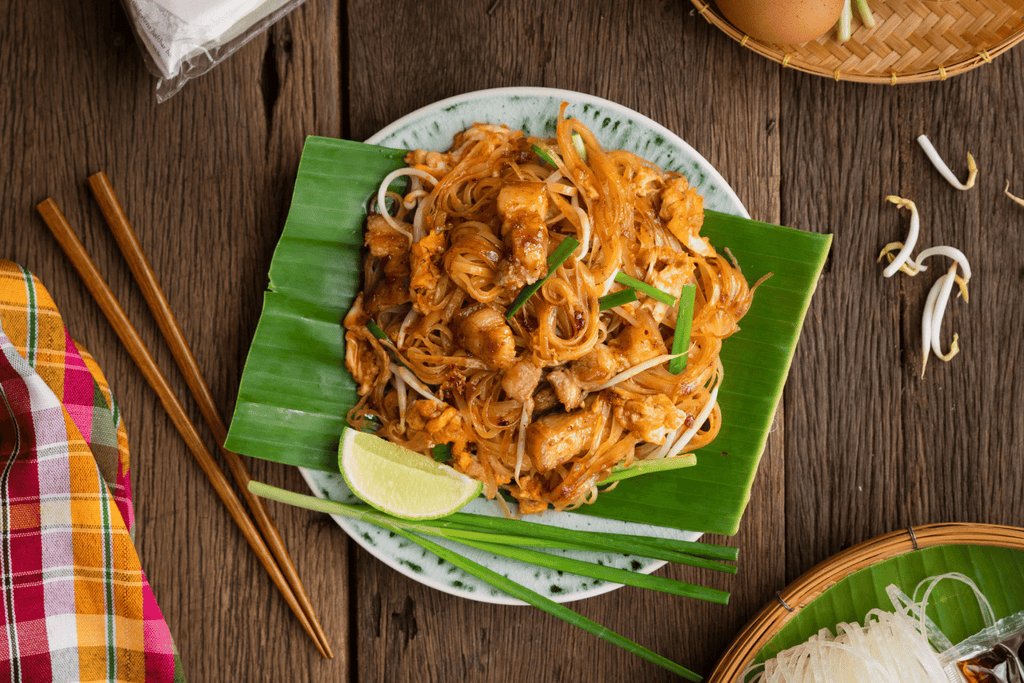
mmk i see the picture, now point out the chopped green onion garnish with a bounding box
[366,319,388,340]
[613,272,677,306]
[598,288,638,311]
[669,284,697,375]
[432,444,452,462]
[365,320,409,369]
[505,236,581,319]
[571,132,586,161]
[359,414,382,434]
[531,144,558,167]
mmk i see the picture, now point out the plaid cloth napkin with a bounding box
[0,260,183,682]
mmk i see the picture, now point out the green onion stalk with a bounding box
[249,480,738,680]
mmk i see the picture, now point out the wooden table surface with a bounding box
[3,1,1023,681]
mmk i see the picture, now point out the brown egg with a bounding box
[715,0,845,45]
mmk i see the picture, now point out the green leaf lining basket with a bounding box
[708,523,1024,682]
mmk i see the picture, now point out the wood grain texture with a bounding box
[1,1,348,681]
[2,0,1022,681]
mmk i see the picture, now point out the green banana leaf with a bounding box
[751,544,1024,667]
[225,136,832,536]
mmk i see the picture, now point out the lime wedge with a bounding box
[338,429,483,520]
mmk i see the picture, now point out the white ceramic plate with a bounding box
[300,87,747,605]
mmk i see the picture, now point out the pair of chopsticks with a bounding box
[36,173,332,658]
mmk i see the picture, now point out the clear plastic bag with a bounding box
[941,611,1024,683]
[120,0,307,102]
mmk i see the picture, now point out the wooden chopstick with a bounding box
[85,171,332,658]
[36,198,331,660]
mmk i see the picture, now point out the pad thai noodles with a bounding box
[343,103,762,514]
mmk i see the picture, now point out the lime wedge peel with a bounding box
[338,429,483,520]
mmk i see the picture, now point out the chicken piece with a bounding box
[637,246,696,323]
[609,388,685,444]
[633,165,663,199]
[366,215,410,260]
[512,474,549,515]
[453,304,516,369]
[364,215,413,314]
[407,400,485,481]
[532,386,559,412]
[547,369,583,410]
[568,343,621,386]
[660,176,712,257]
[608,308,667,367]
[542,344,618,411]
[525,408,598,473]
[404,149,453,175]
[496,181,549,289]
[409,230,446,308]
[502,358,542,403]
[366,272,411,315]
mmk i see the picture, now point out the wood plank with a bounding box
[345,0,784,679]
[0,2,347,680]
[779,73,904,578]
[896,57,1024,525]
[779,48,1024,589]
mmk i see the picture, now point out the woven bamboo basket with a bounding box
[690,1,1024,83]
[708,523,1024,683]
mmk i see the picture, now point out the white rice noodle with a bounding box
[376,168,438,240]
[744,573,992,683]
[883,196,920,277]
[917,134,977,191]
[591,353,683,392]
[391,363,441,404]
[663,384,720,460]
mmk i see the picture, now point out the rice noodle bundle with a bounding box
[743,573,996,683]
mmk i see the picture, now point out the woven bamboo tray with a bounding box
[691,1,1024,83]
[708,523,1024,683]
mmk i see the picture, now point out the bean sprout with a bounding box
[1006,180,1024,207]
[929,264,960,363]
[376,168,439,240]
[591,353,684,392]
[883,196,920,277]
[917,135,977,191]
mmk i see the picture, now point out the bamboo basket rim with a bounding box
[707,523,1024,683]
[690,1,1024,84]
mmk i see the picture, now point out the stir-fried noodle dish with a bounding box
[344,104,762,514]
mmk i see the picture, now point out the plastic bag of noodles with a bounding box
[120,0,306,102]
